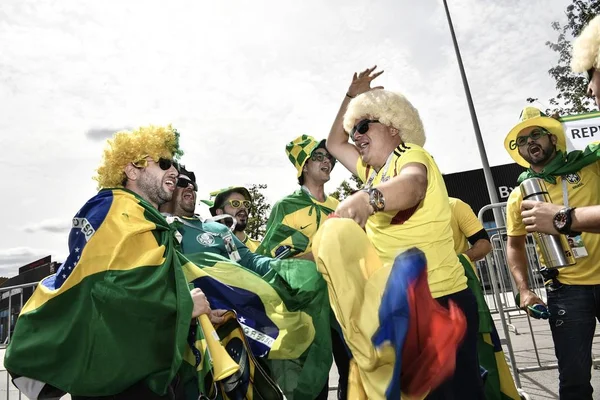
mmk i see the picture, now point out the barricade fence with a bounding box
[0,281,39,400]
[477,202,600,398]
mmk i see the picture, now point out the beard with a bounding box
[179,191,196,214]
[518,142,556,167]
[234,213,248,232]
[138,173,172,206]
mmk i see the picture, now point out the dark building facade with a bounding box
[0,256,58,343]
[443,162,525,225]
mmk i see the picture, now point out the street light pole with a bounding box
[442,0,504,227]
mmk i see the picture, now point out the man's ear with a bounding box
[389,127,400,137]
[216,209,224,215]
[124,163,139,182]
[551,134,558,146]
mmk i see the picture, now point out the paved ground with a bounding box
[1,310,600,399]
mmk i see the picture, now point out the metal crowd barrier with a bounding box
[477,202,599,398]
[0,281,39,400]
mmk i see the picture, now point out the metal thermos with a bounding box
[520,178,576,269]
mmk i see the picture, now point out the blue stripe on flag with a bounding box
[46,190,114,290]
[191,275,279,357]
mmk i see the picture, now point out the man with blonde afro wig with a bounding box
[5,124,214,400]
[310,66,484,399]
[572,14,600,109]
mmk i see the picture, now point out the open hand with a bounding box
[347,66,385,98]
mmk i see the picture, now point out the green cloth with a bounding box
[459,255,520,400]
[4,189,193,397]
[518,143,600,184]
[257,189,336,258]
[175,215,272,276]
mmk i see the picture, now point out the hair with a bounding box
[94,124,183,189]
[214,188,250,211]
[298,173,305,185]
[572,15,600,73]
[343,89,425,147]
[178,164,196,183]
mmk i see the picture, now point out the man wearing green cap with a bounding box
[257,135,339,260]
[201,186,261,252]
[257,135,348,400]
[504,107,600,400]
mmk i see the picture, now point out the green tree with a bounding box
[528,0,600,114]
[330,174,364,201]
[247,184,271,240]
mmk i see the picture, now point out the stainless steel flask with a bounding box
[520,178,576,268]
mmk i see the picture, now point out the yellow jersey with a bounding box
[507,161,600,285]
[449,197,485,255]
[356,144,468,298]
[242,234,261,253]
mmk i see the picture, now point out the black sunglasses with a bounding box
[310,152,336,167]
[158,158,178,171]
[176,176,198,191]
[515,128,550,147]
[350,119,379,141]
[134,157,179,171]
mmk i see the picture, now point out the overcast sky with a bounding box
[0,0,573,274]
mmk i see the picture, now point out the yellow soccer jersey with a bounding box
[506,161,600,285]
[356,144,467,298]
[449,197,485,256]
[242,234,261,253]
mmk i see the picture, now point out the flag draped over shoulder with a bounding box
[4,189,193,398]
[257,190,335,258]
[459,255,520,400]
[181,252,332,399]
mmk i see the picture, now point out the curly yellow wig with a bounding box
[94,124,183,189]
[343,89,426,147]
[571,15,600,73]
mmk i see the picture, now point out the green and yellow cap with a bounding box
[285,135,329,178]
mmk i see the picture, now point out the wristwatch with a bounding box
[364,187,385,213]
[553,207,576,235]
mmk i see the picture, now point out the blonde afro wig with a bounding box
[343,89,426,147]
[571,15,600,73]
[94,124,183,189]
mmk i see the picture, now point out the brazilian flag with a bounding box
[4,189,193,398]
[182,252,332,399]
[459,254,520,400]
[257,189,336,258]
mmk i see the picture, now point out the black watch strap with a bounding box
[554,207,576,235]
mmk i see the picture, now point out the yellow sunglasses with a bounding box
[227,199,251,209]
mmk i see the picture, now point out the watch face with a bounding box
[554,211,568,229]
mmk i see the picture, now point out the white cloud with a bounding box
[22,219,71,233]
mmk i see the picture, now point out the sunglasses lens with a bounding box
[230,200,241,208]
[158,158,173,170]
[357,120,370,134]
[244,201,251,208]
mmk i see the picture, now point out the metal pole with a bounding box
[442,0,504,227]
